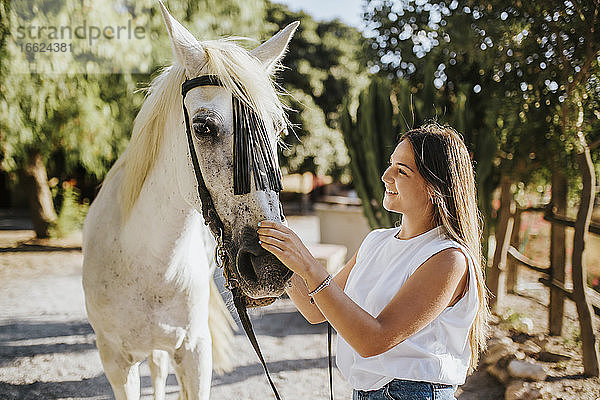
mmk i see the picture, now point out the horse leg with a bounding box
[149,349,170,400]
[172,337,212,400]
[96,334,141,400]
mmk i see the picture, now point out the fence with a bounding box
[495,197,600,377]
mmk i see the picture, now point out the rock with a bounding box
[530,334,548,350]
[510,330,533,344]
[487,364,511,384]
[488,336,515,347]
[537,350,572,363]
[484,338,519,365]
[520,340,542,357]
[507,359,548,381]
[505,380,543,400]
[517,317,534,334]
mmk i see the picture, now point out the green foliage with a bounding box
[363,0,600,184]
[0,72,139,179]
[265,2,370,180]
[161,0,267,38]
[465,1,600,178]
[49,182,89,238]
[0,0,156,185]
[281,90,350,179]
[0,0,269,199]
[340,78,398,229]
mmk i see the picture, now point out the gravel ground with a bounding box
[0,216,504,400]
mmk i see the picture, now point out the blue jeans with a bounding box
[352,379,457,400]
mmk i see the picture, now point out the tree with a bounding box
[264,2,370,181]
[0,0,269,237]
[0,0,153,236]
[466,0,600,377]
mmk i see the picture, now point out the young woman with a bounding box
[257,123,490,399]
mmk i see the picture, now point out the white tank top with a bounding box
[336,225,479,390]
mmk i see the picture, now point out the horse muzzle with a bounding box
[235,245,292,298]
[230,228,292,299]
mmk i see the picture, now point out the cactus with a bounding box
[340,72,440,229]
[452,83,499,267]
[339,78,398,229]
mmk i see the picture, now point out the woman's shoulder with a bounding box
[420,233,478,278]
[421,247,468,273]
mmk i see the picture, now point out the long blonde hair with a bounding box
[400,122,490,374]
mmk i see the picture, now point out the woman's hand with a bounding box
[257,220,320,280]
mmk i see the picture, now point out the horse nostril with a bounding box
[237,249,259,282]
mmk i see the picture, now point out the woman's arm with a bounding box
[285,250,358,324]
[310,248,468,357]
[258,221,468,358]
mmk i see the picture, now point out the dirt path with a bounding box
[0,222,503,399]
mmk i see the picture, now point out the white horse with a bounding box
[82,3,298,399]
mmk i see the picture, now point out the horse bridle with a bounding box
[182,74,287,399]
[181,75,280,303]
[181,75,334,400]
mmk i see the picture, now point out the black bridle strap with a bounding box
[182,75,224,96]
[328,323,334,400]
[182,75,283,400]
[182,77,225,239]
[183,74,282,195]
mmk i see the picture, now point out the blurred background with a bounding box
[1,0,599,399]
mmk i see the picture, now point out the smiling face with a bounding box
[381,140,433,218]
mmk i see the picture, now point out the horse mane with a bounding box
[103,38,288,221]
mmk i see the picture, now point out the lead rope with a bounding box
[232,288,282,400]
[183,80,283,400]
[328,323,334,400]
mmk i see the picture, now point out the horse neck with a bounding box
[120,114,210,273]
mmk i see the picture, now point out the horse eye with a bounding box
[193,122,210,137]
[192,115,218,138]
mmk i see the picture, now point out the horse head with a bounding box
[159,2,298,302]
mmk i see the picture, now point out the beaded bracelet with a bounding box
[308,274,333,304]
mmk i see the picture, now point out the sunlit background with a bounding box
[1,0,599,398]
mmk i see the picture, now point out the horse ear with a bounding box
[158,0,206,74]
[251,21,300,73]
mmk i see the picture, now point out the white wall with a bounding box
[314,203,371,261]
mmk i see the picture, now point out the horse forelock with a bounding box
[200,38,289,138]
[106,37,289,222]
